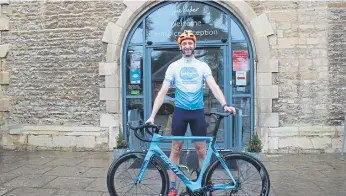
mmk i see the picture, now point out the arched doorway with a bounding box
[122,1,254,150]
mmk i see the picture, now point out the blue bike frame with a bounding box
[135,133,238,192]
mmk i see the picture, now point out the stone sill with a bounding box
[7,125,105,135]
[269,126,344,137]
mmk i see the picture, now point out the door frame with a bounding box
[143,43,233,150]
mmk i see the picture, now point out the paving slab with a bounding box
[0,149,345,196]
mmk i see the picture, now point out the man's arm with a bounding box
[149,80,171,119]
[205,76,227,107]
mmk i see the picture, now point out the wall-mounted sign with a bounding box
[233,50,248,71]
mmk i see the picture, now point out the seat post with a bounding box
[212,116,223,143]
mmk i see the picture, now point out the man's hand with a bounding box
[145,117,155,124]
[224,106,236,115]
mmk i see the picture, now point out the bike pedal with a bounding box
[179,191,188,196]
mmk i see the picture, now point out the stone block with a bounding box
[28,135,53,147]
[102,22,122,45]
[279,137,313,149]
[116,7,134,28]
[224,0,257,22]
[100,113,119,127]
[268,136,279,149]
[96,135,108,146]
[106,100,120,113]
[257,85,278,99]
[257,59,278,73]
[269,127,299,137]
[0,0,9,5]
[0,97,10,111]
[105,74,120,88]
[76,136,96,148]
[310,137,332,149]
[99,63,117,76]
[52,135,76,147]
[259,113,279,127]
[257,73,272,85]
[278,38,306,48]
[332,137,345,150]
[123,0,147,13]
[100,88,118,100]
[106,43,120,63]
[277,30,283,38]
[0,71,9,84]
[257,98,272,113]
[256,36,270,58]
[267,11,298,22]
[1,134,27,147]
[250,13,274,37]
[0,17,9,30]
[0,44,9,58]
[22,126,101,132]
[299,126,336,136]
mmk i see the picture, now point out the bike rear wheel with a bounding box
[107,152,169,196]
[204,153,270,196]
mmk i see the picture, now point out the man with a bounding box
[145,30,236,196]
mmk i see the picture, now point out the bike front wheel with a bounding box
[203,153,270,196]
[107,151,169,196]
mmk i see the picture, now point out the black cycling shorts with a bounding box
[171,107,207,136]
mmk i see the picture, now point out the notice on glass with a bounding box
[130,60,141,84]
[233,50,248,71]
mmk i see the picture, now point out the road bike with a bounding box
[107,111,270,196]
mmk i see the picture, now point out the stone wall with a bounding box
[0,0,125,151]
[0,0,345,153]
[246,0,346,153]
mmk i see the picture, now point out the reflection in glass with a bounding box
[232,97,251,146]
[195,48,224,143]
[126,98,145,148]
[146,1,228,43]
[126,46,143,96]
[151,49,180,139]
[232,43,250,94]
[231,19,245,40]
[130,22,143,44]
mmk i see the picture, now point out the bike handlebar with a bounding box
[127,111,233,142]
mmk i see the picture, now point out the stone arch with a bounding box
[99,0,277,152]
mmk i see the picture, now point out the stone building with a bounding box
[0,0,345,153]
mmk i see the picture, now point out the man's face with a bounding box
[180,39,195,57]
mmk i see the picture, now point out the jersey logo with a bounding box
[179,67,199,80]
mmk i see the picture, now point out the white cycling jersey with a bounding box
[164,56,212,110]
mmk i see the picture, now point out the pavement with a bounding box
[0,149,345,196]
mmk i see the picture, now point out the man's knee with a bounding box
[194,142,206,156]
[171,141,183,154]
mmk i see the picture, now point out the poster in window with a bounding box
[130,60,141,84]
[233,50,248,71]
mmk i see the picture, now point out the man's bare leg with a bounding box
[194,141,207,168]
[169,140,184,189]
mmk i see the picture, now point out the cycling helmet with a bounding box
[177,30,197,45]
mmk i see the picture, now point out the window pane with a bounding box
[232,43,251,94]
[232,97,251,145]
[146,2,228,43]
[130,22,143,44]
[126,98,144,146]
[126,46,143,96]
[231,19,245,40]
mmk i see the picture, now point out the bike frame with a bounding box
[135,133,238,192]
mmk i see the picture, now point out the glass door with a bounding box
[147,46,230,149]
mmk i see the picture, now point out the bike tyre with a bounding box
[203,152,270,196]
[107,151,169,196]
